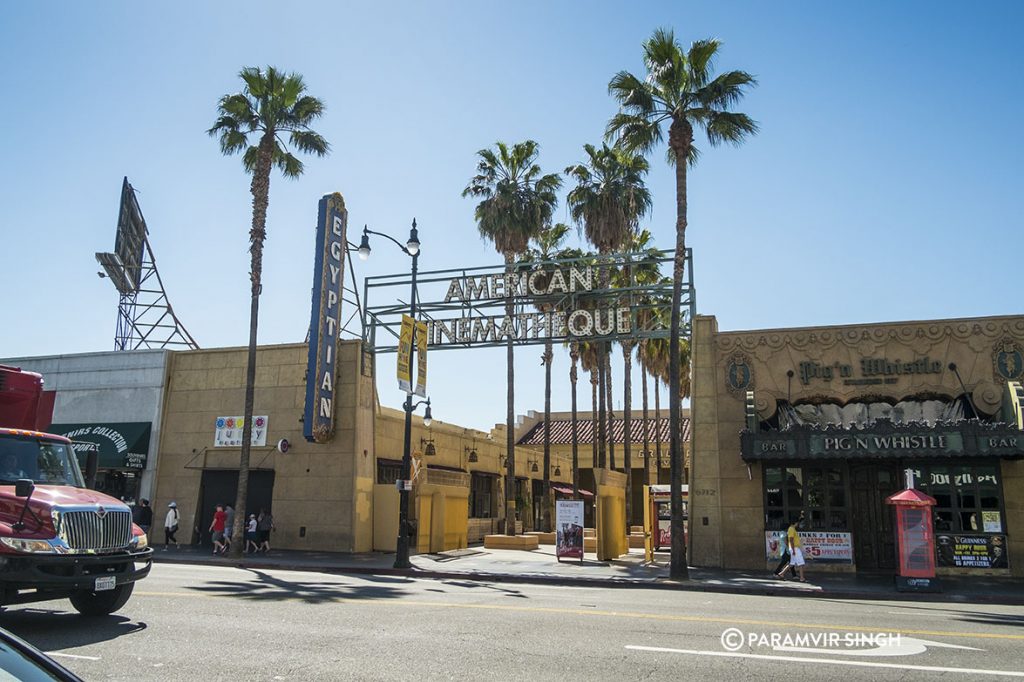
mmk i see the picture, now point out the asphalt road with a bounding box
[2,563,1023,681]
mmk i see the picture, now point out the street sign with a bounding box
[395,479,412,491]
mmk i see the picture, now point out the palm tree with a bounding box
[525,223,572,531]
[208,66,328,557]
[463,140,561,537]
[565,143,651,476]
[578,340,602,470]
[609,29,757,578]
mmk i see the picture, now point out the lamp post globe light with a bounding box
[358,219,428,569]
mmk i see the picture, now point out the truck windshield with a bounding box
[0,435,85,487]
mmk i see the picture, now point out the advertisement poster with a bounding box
[936,534,1009,569]
[982,511,1002,533]
[397,314,414,393]
[51,422,152,470]
[764,531,853,564]
[555,500,585,561]
[214,416,268,447]
[414,319,428,397]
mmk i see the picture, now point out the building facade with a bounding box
[1,350,170,503]
[689,314,1024,577]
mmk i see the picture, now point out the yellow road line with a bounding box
[133,591,1024,642]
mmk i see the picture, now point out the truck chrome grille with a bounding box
[56,509,132,552]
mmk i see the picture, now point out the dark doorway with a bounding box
[195,470,275,546]
[850,464,898,571]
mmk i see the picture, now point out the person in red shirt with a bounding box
[209,504,227,555]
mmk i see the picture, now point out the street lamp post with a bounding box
[357,219,429,569]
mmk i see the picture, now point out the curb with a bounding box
[150,554,1024,606]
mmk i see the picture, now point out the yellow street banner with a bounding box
[414,320,428,397]
[397,314,414,393]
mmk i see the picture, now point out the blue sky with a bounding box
[1,2,1021,431]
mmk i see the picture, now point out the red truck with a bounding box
[0,364,151,615]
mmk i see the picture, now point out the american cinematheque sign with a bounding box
[361,249,693,354]
[303,193,348,443]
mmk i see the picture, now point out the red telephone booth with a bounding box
[885,486,941,592]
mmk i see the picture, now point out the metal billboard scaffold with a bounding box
[361,248,695,359]
[95,177,199,351]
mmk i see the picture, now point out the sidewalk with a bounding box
[150,544,1024,605]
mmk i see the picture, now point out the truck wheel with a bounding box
[70,583,134,616]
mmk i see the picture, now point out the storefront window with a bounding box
[470,473,494,518]
[376,460,402,485]
[764,464,850,532]
[916,462,1005,534]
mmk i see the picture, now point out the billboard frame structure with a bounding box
[96,177,198,351]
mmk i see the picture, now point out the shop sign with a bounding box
[796,356,944,387]
[215,416,268,447]
[743,423,1024,462]
[555,500,585,561]
[936,534,1009,569]
[811,431,964,456]
[51,422,151,470]
[303,192,348,444]
[765,531,853,564]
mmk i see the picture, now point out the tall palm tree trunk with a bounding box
[668,122,691,579]
[231,131,274,558]
[504,253,516,536]
[654,376,663,484]
[569,342,580,497]
[542,339,553,532]
[590,373,598,469]
[622,340,633,526]
[605,349,616,471]
[641,359,651,488]
[597,359,607,469]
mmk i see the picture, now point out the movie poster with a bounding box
[556,500,585,561]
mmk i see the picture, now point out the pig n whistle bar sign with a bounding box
[303,193,348,443]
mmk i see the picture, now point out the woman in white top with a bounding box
[164,502,180,549]
[245,514,259,554]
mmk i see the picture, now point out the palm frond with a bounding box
[705,111,759,146]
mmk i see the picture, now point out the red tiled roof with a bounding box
[517,416,690,446]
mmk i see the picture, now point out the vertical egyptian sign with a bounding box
[397,314,414,393]
[414,320,428,397]
[303,193,348,443]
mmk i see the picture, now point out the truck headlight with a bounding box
[130,533,148,551]
[0,537,55,554]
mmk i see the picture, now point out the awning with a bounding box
[49,422,151,470]
[551,484,593,498]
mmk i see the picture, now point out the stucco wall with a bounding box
[152,341,374,552]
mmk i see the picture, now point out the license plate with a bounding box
[94,576,116,592]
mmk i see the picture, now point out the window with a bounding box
[764,464,849,531]
[913,462,1005,534]
[376,459,403,485]
[470,473,495,518]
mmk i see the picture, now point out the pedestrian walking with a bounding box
[164,501,180,549]
[245,514,259,554]
[209,504,227,555]
[138,499,153,536]
[777,516,808,582]
[256,508,274,554]
[223,504,235,552]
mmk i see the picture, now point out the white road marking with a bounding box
[625,645,1024,678]
[49,652,101,661]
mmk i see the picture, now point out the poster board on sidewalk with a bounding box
[765,531,853,564]
[556,500,584,562]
